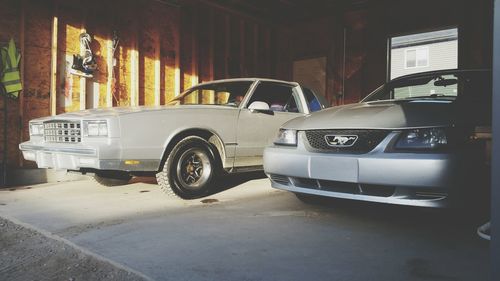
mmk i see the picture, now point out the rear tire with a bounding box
[92,172,132,187]
[156,136,218,199]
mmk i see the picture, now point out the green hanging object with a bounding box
[0,38,22,98]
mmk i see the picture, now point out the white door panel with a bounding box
[234,109,303,167]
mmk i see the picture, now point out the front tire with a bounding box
[156,136,217,199]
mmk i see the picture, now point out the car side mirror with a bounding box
[248,101,272,114]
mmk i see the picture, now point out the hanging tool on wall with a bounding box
[0,38,22,186]
[110,31,120,105]
[0,38,22,98]
[70,33,97,78]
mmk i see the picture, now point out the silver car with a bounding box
[20,78,328,199]
[264,69,491,207]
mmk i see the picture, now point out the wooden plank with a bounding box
[225,15,230,77]
[18,0,25,166]
[154,35,161,105]
[158,4,179,104]
[138,2,160,106]
[106,36,113,107]
[130,48,139,106]
[191,6,199,87]
[253,24,258,74]
[208,8,214,81]
[213,11,226,80]
[174,8,181,97]
[50,7,58,116]
[240,20,245,76]
[79,23,86,110]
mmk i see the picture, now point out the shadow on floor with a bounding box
[292,193,490,237]
[128,171,268,197]
[209,171,268,195]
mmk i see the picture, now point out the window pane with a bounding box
[170,81,252,106]
[406,50,416,68]
[416,48,428,67]
[248,82,301,113]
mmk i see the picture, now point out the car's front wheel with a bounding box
[156,136,217,199]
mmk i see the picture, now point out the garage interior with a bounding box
[0,0,499,280]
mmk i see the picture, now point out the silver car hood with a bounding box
[283,99,455,130]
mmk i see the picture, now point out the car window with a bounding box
[364,74,459,102]
[247,82,303,113]
[168,81,253,106]
[302,87,327,112]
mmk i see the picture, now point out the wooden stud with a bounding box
[18,0,25,166]
[208,8,214,81]
[253,24,258,76]
[174,50,180,96]
[265,29,271,76]
[240,20,245,76]
[106,37,113,107]
[154,30,161,106]
[225,15,230,77]
[131,48,139,106]
[79,24,86,110]
[174,9,181,97]
[191,6,199,86]
[50,11,58,116]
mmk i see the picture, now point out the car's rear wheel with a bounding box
[92,171,132,187]
[156,136,217,199]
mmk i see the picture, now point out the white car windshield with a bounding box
[168,81,253,106]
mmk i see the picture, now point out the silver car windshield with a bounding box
[168,81,253,106]
[364,74,458,102]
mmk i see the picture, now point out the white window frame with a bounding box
[404,46,429,69]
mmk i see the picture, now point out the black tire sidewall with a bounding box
[167,138,216,199]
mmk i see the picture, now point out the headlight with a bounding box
[83,120,108,137]
[395,128,448,150]
[274,129,297,146]
[29,122,44,136]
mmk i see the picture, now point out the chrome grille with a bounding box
[291,177,395,197]
[304,129,390,154]
[44,120,82,143]
[269,174,291,186]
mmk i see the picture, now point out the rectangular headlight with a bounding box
[395,128,448,150]
[274,129,297,146]
[83,120,108,137]
[29,122,44,136]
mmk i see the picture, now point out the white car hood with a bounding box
[32,105,236,121]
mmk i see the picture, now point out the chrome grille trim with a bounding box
[304,129,390,154]
[269,174,291,186]
[43,120,82,143]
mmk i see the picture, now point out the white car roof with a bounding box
[194,78,299,87]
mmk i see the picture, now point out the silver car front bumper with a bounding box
[263,132,457,207]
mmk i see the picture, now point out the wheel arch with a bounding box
[157,128,227,173]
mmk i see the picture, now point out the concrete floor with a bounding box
[0,173,490,281]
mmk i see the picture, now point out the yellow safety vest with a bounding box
[0,38,22,98]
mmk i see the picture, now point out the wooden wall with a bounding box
[0,0,278,169]
[0,0,492,170]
